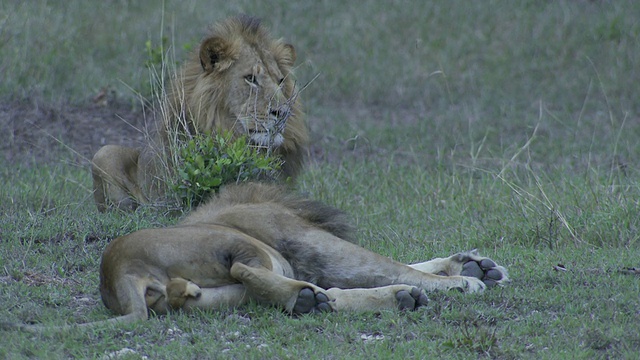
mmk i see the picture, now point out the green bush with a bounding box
[173,131,284,208]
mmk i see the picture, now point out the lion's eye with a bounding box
[278,78,285,85]
[244,74,258,85]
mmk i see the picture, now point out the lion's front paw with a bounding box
[455,250,509,288]
[395,287,429,311]
[293,288,333,314]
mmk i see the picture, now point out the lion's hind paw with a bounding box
[293,288,332,314]
[395,287,429,311]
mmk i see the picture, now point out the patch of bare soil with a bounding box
[0,97,400,169]
[0,98,150,166]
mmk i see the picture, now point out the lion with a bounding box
[4,183,508,332]
[91,15,308,212]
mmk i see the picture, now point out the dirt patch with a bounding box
[0,97,384,168]
[0,98,150,166]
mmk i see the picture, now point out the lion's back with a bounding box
[182,183,356,243]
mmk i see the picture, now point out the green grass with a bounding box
[2,1,640,359]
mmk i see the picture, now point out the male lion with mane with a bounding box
[92,15,308,211]
[4,183,508,332]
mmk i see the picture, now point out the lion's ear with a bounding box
[199,37,233,73]
[280,44,296,67]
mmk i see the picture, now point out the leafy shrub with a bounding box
[173,131,284,208]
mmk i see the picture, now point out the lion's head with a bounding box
[167,15,308,179]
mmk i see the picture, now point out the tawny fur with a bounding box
[3,183,509,332]
[91,15,308,211]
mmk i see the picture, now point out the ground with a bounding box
[0,97,347,168]
[0,98,147,166]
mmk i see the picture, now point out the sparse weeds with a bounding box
[442,321,499,356]
[1,1,640,359]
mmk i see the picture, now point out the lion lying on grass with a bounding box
[5,183,508,332]
[92,15,308,211]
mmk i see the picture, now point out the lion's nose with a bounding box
[270,107,290,119]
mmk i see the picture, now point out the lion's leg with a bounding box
[286,231,488,293]
[91,144,145,211]
[160,238,425,314]
[227,263,428,313]
[325,285,429,312]
[179,281,323,314]
[409,250,509,288]
[105,273,154,319]
[181,284,250,311]
[229,262,329,313]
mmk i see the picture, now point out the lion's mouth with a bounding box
[247,129,285,147]
[240,115,287,148]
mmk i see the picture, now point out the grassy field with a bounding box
[1,1,640,359]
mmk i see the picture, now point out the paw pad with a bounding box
[293,288,332,314]
[461,259,504,288]
[396,287,429,311]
